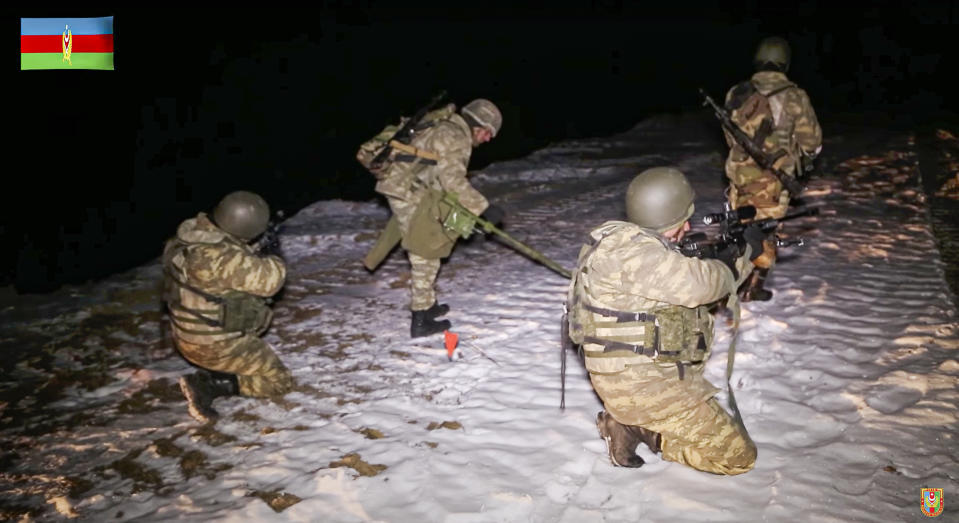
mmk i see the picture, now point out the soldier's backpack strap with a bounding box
[754,80,797,98]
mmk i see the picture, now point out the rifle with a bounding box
[440,193,572,279]
[369,90,448,171]
[680,204,819,260]
[253,210,286,257]
[699,88,804,195]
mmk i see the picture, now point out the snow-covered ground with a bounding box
[1,114,957,522]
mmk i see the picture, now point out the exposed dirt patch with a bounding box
[191,424,238,447]
[427,421,463,431]
[153,434,186,458]
[117,378,182,414]
[179,449,232,480]
[329,453,388,477]
[249,489,302,513]
[64,476,95,499]
[353,232,380,243]
[356,427,385,439]
[230,411,262,423]
[275,305,325,331]
[109,448,163,494]
[0,503,43,521]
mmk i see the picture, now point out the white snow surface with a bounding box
[1,114,957,522]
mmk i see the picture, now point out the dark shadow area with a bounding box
[5,2,959,292]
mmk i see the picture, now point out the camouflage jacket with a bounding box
[374,107,489,220]
[163,213,286,344]
[724,71,822,177]
[567,221,752,375]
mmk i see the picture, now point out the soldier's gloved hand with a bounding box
[715,243,741,280]
[481,205,505,228]
[742,224,766,261]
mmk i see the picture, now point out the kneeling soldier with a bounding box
[566,167,762,475]
[164,191,293,423]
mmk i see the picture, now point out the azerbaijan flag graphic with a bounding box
[20,16,114,70]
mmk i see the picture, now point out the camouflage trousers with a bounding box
[408,252,441,311]
[725,160,794,219]
[387,194,444,311]
[588,359,756,475]
[726,166,790,270]
[174,334,293,398]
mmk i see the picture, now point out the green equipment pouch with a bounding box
[401,189,458,259]
[219,291,273,335]
[440,193,477,240]
[647,305,710,365]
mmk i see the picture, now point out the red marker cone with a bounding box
[444,330,459,361]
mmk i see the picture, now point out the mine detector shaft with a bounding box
[440,193,572,279]
[362,191,572,280]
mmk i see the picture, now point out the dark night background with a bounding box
[5,2,958,293]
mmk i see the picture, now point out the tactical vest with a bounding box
[566,227,713,379]
[163,238,273,338]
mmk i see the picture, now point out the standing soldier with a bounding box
[164,191,293,423]
[722,36,822,301]
[566,167,764,474]
[359,98,504,338]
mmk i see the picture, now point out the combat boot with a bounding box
[634,425,662,454]
[741,268,773,302]
[410,310,451,338]
[596,411,645,468]
[179,371,239,423]
[425,301,450,319]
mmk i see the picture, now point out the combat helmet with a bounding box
[213,191,270,241]
[625,167,695,232]
[754,36,790,72]
[461,99,502,137]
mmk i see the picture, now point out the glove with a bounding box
[714,243,740,280]
[481,205,505,228]
[742,224,767,262]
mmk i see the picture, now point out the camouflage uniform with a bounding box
[724,71,821,267]
[163,213,292,398]
[374,105,489,311]
[567,221,756,475]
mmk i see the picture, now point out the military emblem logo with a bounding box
[921,488,943,517]
[61,24,72,65]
